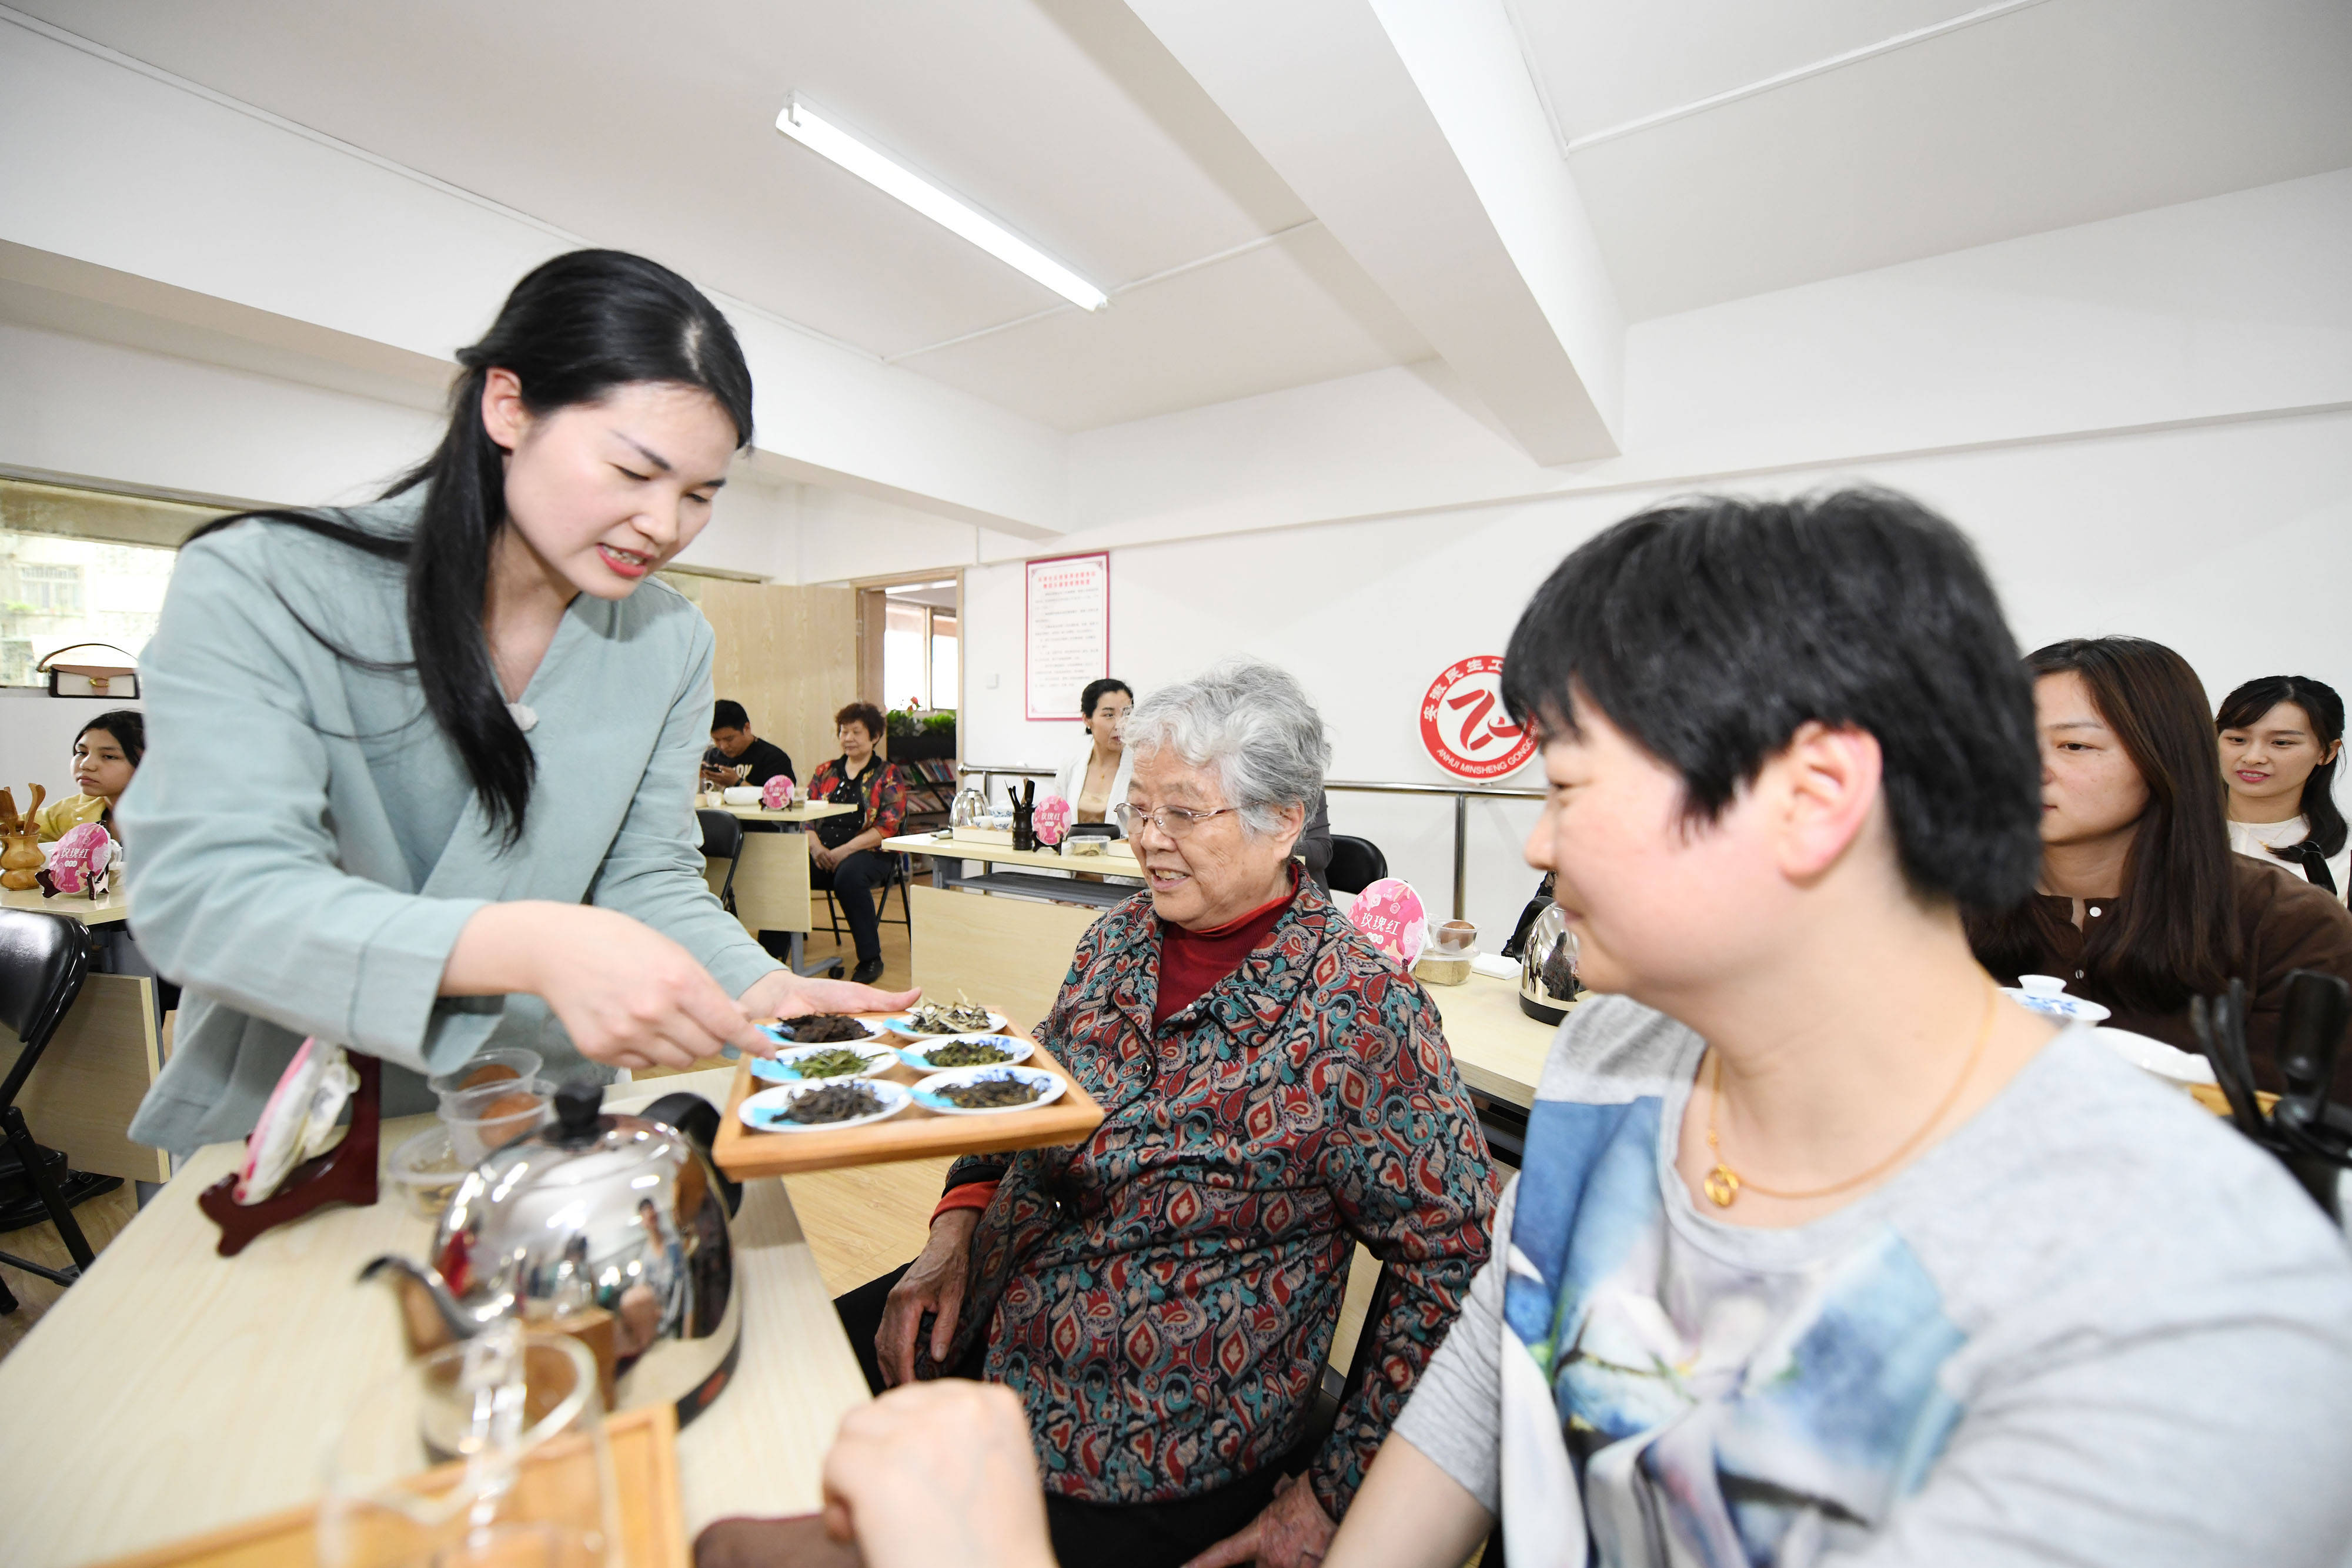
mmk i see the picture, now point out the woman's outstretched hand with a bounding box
[739,968,918,1023]
[444,902,773,1071]
[877,1207,980,1386]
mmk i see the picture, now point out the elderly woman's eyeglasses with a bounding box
[1112,802,1238,839]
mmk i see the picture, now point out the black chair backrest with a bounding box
[696,808,745,862]
[0,909,92,1066]
[1326,834,1388,895]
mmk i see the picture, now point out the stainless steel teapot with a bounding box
[362,1082,742,1426]
[1518,902,1582,1025]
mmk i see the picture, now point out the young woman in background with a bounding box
[38,709,143,840]
[1970,638,2352,1096]
[2218,675,2347,903]
[1050,678,1135,824]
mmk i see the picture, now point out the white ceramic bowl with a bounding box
[893,1035,1034,1073]
[910,1065,1065,1116]
[739,1078,912,1133]
[2097,1027,2219,1089]
[749,1038,898,1084]
[883,1009,1010,1044]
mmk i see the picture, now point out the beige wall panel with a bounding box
[1,973,166,1182]
[907,883,1102,1038]
[699,580,858,782]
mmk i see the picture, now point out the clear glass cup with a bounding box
[438,1078,554,1168]
[318,1327,619,1568]
[427,1049,546,1099]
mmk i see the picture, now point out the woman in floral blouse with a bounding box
[843,660,1497,1568]
[804,701,907,985]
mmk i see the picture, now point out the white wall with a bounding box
[962,407,2352,947]
[0,688,140,813]
[1039,166,2352,557]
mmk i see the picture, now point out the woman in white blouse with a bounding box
[1050,678,1135,824]
[2217,676,2348,903]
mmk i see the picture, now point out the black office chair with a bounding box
[0,909,104,1313]
[1326,835,1389,895]
[696,808,745,915]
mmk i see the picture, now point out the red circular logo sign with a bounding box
[1419,656,1535,780]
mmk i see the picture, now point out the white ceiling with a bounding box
[13,0,1429,431]
[1522,0,2352,317]
[15,0,2350,432]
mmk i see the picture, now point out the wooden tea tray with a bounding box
[712,1017,1105,1179]
[93,1403,686,1568]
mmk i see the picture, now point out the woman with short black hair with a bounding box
[806,701,908,985]
[1969,638,2352,1095]
[2218,674,2347,902]
[120,250,907,1158]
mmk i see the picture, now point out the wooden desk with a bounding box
[2,885,131,924]
[0,889,163,1182]
[1428,970,1561,1111]
[0,1067,868,1568]
[701,801,853,975]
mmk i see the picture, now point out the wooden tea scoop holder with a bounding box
[197,1052,383,1256]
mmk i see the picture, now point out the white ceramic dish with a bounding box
[893,1035,1034,1073]
[739,1078,912,1133]
[2003,974,2112,1024]
[882,1009,1010,1043]
[2097,1027,2219,1089]
[910,1065,1066,1116]
[759,1016,888,1046]
[749,1038,899,1084]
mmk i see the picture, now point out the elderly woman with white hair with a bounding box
[834,660,1497,1568]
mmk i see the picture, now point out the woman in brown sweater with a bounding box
[1969,637,2352,1099]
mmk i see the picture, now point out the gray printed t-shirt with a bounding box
[1393,995,2352,1567]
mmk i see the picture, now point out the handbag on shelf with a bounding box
[37,641,139,699]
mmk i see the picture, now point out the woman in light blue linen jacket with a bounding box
[121,250,910,1158]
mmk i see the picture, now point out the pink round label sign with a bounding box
[1348,878,1427,969]
[1419,656,1535,781]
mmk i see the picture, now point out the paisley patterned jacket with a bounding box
[940,877,1498,1516]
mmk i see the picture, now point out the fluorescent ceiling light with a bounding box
[776,97,1108,312]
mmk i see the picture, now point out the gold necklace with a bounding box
[1702,981,1996,1208]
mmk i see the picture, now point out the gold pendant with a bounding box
[1703,1164,1741,1208]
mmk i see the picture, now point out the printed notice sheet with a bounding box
[1025,553,1110,721]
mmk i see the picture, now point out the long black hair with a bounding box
[75,709,146,770]
[1968,638,2240,1012]
[2217,676,2347,872]
[188,250,753,844]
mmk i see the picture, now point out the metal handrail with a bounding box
[956,763,1541,918]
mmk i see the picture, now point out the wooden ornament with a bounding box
[0,784,47,891]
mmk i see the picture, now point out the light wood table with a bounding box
[3,885,132,924]
[1427,969,1561,1111]
[0,1067,870,1568]
[701,801,853,975]
[0,889,165,1183]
